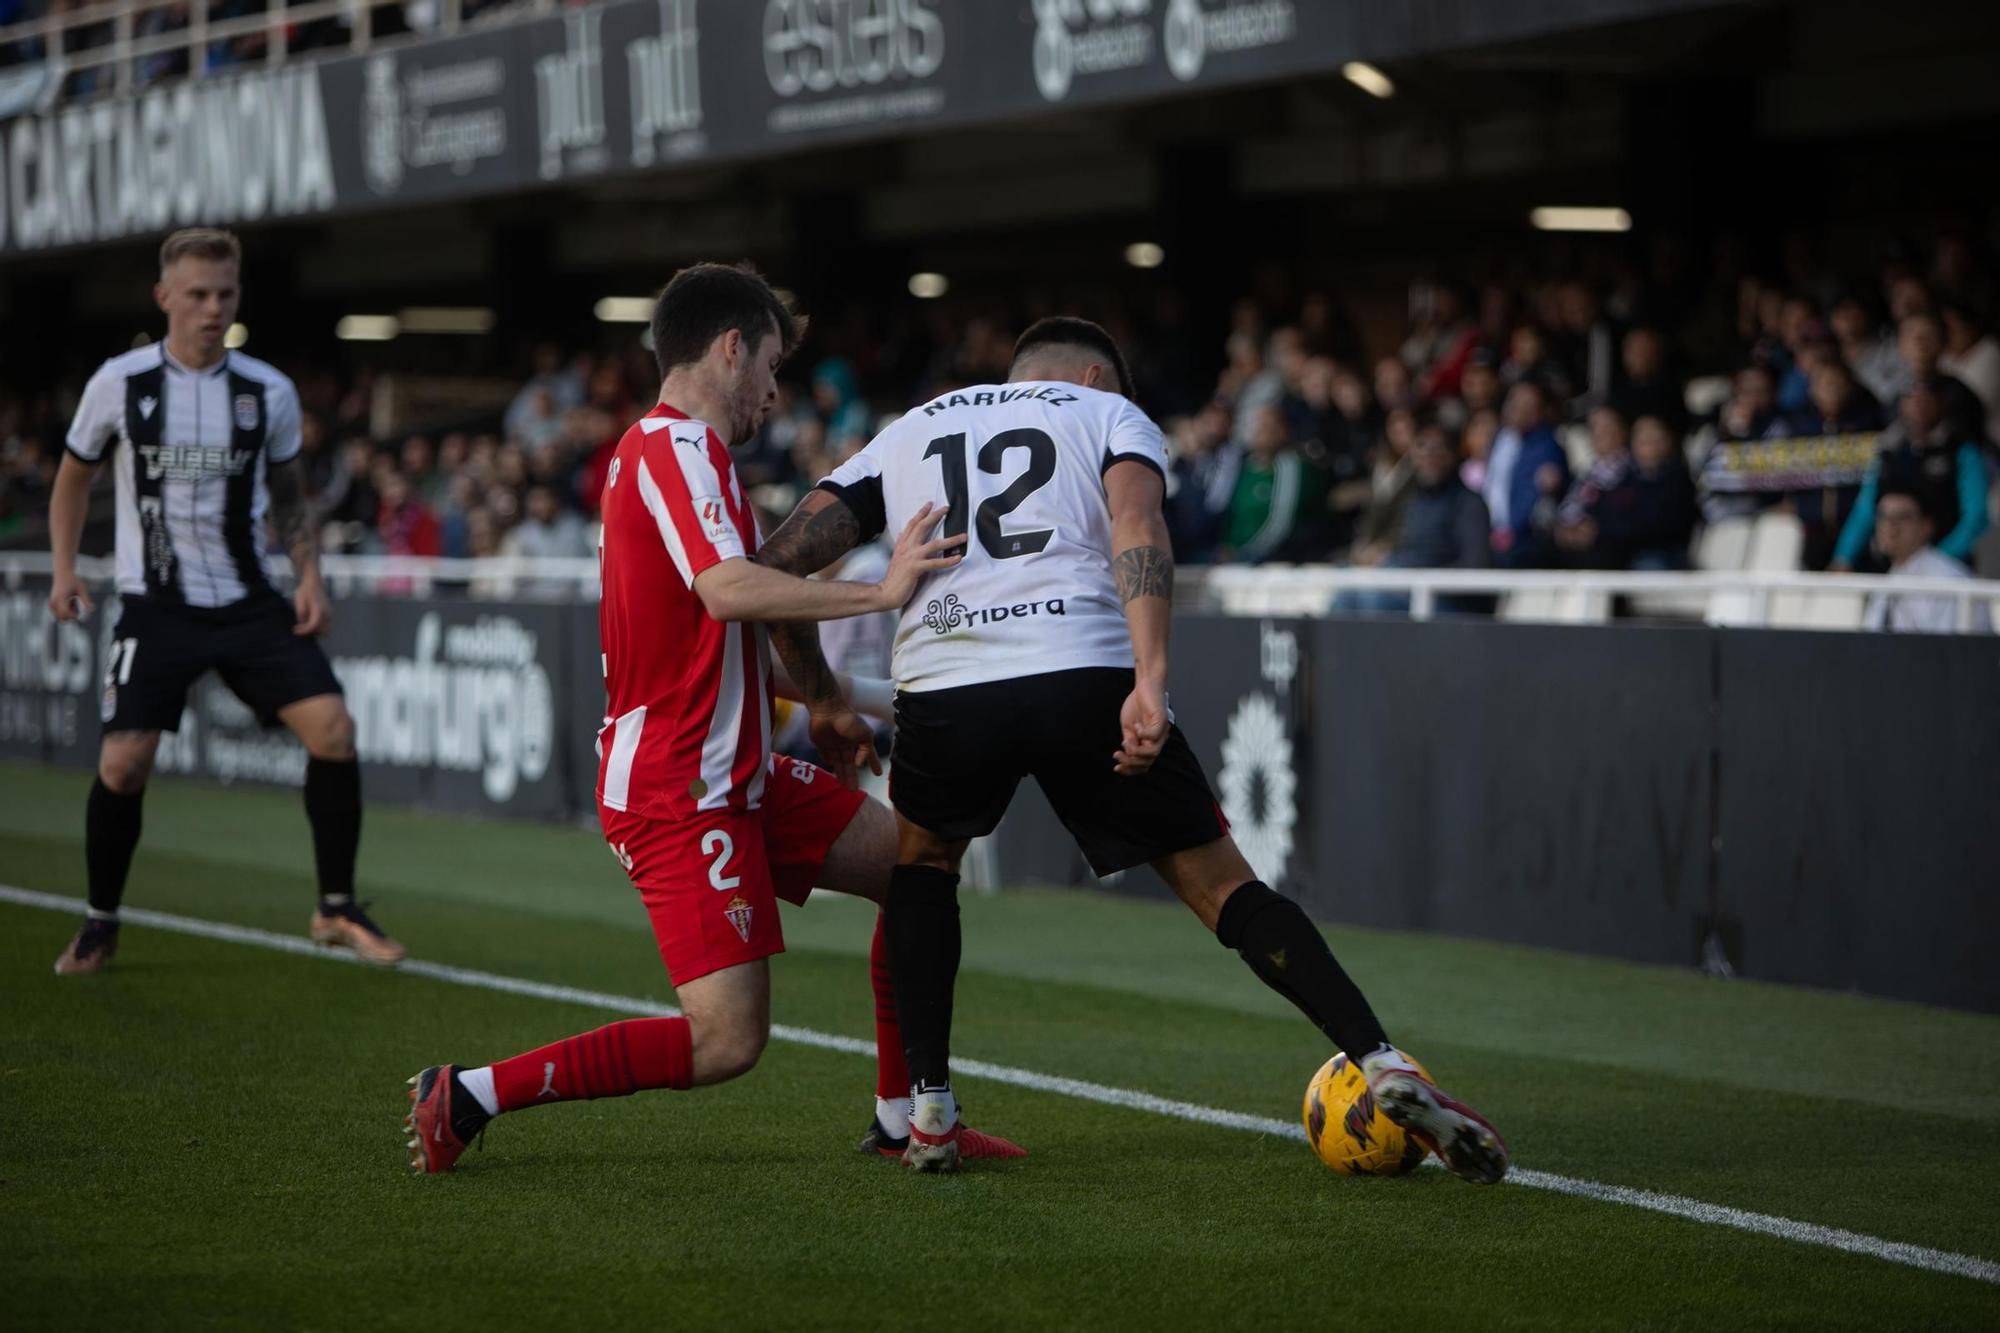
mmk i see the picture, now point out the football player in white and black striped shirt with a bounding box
[45,229,402,974]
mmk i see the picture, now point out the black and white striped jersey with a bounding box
[66,345,303,609]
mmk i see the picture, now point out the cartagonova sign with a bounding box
[0,63,335,252]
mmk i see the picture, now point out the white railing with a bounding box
[4,552,1997,632]
[0,0,555,107]
[1188,564,2000,632]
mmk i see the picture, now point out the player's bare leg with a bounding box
[283,693,402,965]
[406,960,768,1174]
[880,815,973,1172]
[55,730,158,975]
[1152,836,1507,1184]
[816,797,1024,1163]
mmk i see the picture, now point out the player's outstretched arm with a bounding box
[695,500,958,624]
[47,454,99,622]
[267,456,331,636]
[1106,459,1173,776]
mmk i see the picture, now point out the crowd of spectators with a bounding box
[4,229,1999,629]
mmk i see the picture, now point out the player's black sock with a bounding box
[85,778,145,916]
[884,865,961,1091]
[303,757,362,906]
[1215,880,1390,1061]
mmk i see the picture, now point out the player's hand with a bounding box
[876,502,963,610]
[810,705,881,789]
[48,573,93,622]
[293,575,332,637]
[1113,677,1169,777]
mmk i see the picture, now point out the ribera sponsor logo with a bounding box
[627,0,704,168]
[0,64,334,252]
[536,8,609,180]
[1031,0,1154,103]
[762,0,946,136]
[920,593,1067,636]
[336,612,555,803]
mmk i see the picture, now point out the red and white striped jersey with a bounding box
[596,403,772,822]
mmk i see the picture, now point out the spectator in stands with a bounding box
[1394,423,1491,573]
[1460,407,1498,493]
[1861,484,1991,633]
[134,1,191,87]
[1408,283,1481,403]
[1553,281,1618,411]
[1770,295,1824,415]
[1499,323,1572,406]
[1349,407,1417,568]
[1786,357,1882,436]
[1888,311,1985,442]
[319,437,380,540]
[1556,410,1698,570]
[1831,293,1904,405]
[1556,407,1636,568]
[376,468,442,559]
[1436,346,1501,436]
[1939,300,2000,443]
[1337,423,1489,615]
[438,471,483,559]
[1372,355,1416,415]
[1165,399,1236,565]
[501,484,592,592]
[1609,326,1685,433]
[1717,363,1785,444]
[1621,416,1700,570]
[401,434,445,509]
[1484,379,1570,567]
[1221,404,1321,563]
[1833,380,1991,571]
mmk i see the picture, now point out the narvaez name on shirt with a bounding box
[920,386,1079,417]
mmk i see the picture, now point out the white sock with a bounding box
[875,1095,911,1139]
[459,1065,500,1117]
[910,1084,958,1130]
[85,907,119,922]
[319,893,353,908]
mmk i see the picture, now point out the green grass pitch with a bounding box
[2,761,1997,1330]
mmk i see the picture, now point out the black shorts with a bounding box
[101,596,343,734]
[890,667,1227,876]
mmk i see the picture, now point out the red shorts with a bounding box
[600,753,869,987]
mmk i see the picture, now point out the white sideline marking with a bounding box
[7,883,1997,1288]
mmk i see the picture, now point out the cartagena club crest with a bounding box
[234,394,260,432]
[724,894,754,943]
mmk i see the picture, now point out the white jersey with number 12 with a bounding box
[818,381,1168,693]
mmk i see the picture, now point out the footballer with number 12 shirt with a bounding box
[403,264,1021,1172]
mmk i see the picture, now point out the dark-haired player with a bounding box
[757,317,1509,1181]
[47,228,396,974]
[404,264,1021,1171]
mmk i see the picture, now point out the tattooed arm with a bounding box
[266,455,330,635]
[1105,458,1174,776]
[752,488,869,708]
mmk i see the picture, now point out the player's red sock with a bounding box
[871,913,910,1102]
[488,1016,693,1112]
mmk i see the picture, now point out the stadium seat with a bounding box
[1683,375,1732,420]
[1747,511,1804,571]
[1696,517,1755,571]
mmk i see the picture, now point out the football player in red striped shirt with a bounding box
[404,264,1022,1171]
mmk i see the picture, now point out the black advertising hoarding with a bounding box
[1,573,581,820]
[0,0,1732,256]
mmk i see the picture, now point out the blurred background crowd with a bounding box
[6,222,1996,591]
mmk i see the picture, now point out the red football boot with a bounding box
[404,1065,487,1175]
